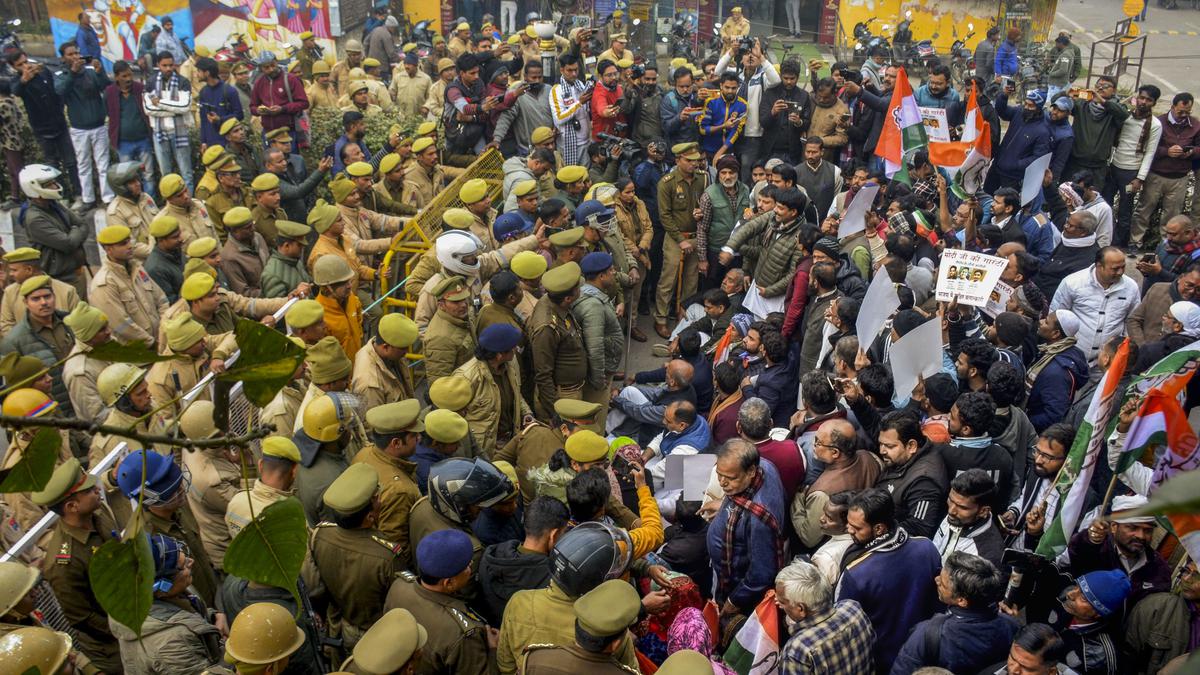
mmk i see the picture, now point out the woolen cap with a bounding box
[63,301,108,342]
[531,126,555,145]
[478,323,521,352]
[164,313,207,352]
[580,251,613,276]
[307,336,352,384]
[307,200,341,234]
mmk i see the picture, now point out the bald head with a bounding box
[666,359,695,389]
[816,419,857,462]
[995,241,1026,258]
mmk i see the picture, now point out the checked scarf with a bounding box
[1166,236,1200,276]
[720,466,786,601]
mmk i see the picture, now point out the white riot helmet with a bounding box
[436,230,484,276]
[19,165,64,201]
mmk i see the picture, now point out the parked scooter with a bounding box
[950,24,976,86]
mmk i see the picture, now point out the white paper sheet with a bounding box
[982,280,1015,318]
[837,184,880,239]
[743,282,786,320]
[888,316,944,401]
[935,248,1009,308]
[919,106,952,143]
[856,270,901,346]
[1021,153,1054,207]
[664,454,718,501]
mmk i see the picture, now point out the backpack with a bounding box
[442,81,486,154]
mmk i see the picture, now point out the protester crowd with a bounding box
[0,5,1199,675]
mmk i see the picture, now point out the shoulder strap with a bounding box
[922,613,950,665]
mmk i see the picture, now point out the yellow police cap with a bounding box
[251,173,280,191]
[63,301,108,343]
[181,272,217,301]
[670,57,687,69]
[330,178,356,205]
[379,153,402,174]
[512,179,538,198]
[553,398,603,423]
[417,121,438,136]
[219,118,242,136]
[672,142,702,160]
[299,30,314,40]
[412,137,436,154]
[164,312,207,351]
[187,237,219,258]
[530,126,554,145]
[617,57,633,69]
[311,60,331,75]
[149,215,180,238]
[493,460,519,497]
[31,458,95,506]
[510,251,547,280]
[184,259,216,279]
[658,650,714,675]
[285,299,324,329]
[3,247,39,263]
[547,227,585,248]
[459,178,488,204]
[97,225,131,246]
[431,275,471,301]
[362,57,381,68]
[428,374,471,411]
[265,127,293,142]
[556,165,587,183]
[378,313,418,348]
[322,463,378,514]
[612,9,624,16]
[436,57,454,72]
[346,162,374,178]
[564,429,608,462]
[609,33,628,42]
[224,206,254,228]
[525,26,537,38]
[507,34,520,45]
[424,409,468,443]
[365,399,424,434]
[195,45,212,58]
[574,578,641,636]
[18,275,50,298]
[261,436,301,462]
[541,260,582,292]
[348,80,369,94]
[402,42,416,52]
[456,22,470,31]
[159,173,185,199]
[213,154,243,173]
[275,220,311,239]
[442,208,475,230]
[306,335,352,384]
[201,145,226,167]
[307,200,341,234]
[352,608,427,675]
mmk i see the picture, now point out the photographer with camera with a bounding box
[590,60,627,140]
[714,37,779,184]
[586,141,624,185]
[761,60,813,166]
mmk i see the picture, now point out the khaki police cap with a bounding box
[351,608,428,674]
[187,237,219,259]
[224,206,254,229]
[574,579,641,637]
[265,127,293,142]
[362,57,381,68]
[459,178,488,204]
[553,398,603,423]
[442,208,474,230]
[431,275,471,301]
[306,335,352,384]
[547,227,585,249]
[18,275,51,298]
[428,374,471,411]
[32,458,96,506]
[671,142,702,160]
[97,225,131,246]
[378,313,418,348]
[213,155,243,174]
[322,463,378,514]
[436,57,455,72]
[556,165,587,183]
[379,153,403,174]
[285,299,324,329]
[512,179,538,198]
[365,399,424,434]
[261,436,301,463]
[564,429,608,462]
[149,215,181,238]
[424,409,468,444]
[219,118,243,136]
[3,247,39,263]
[541,260,581,292]
[275,220,311,239]
[531,126,555,145]
[346,161,374,178]
[251,173,281,191]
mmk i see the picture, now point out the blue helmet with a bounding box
[575,199,615,228]
[116,450,184,505]
[493,212,531,242]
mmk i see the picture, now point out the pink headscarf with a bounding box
[667,607,738,675]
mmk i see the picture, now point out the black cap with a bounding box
[342,110,365,127]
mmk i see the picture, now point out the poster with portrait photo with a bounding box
[935,248,1008,307]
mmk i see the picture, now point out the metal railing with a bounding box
[0,297,300,563]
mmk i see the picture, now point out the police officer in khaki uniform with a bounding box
[225,437,302,539]
[157,270,289,346]
[222,602,308,675]
[0,248,80,335]
[259,337,308,439]
[526,262,587,421]
[219,206,271,297]
[285,298,329,346]
[295,390,360,527]
[204,153,255,242]
[344,607,426,674]
[145,311,237,422]
[179,400,248,569]
[89,364,163,526]
[348,158,414,218]
[160,173,221,248]
[384,529,494,674]
[351,399,424,567]
[547,226,587,268]
[654,142,709,338]
[521,579,643,674]
[219,119,264,187]
[495,398,603,504]
[105,161,158,260]
[61,301,110,422]
[88,224,171,347]
[373,153,411,215]
[308,463,404,650]
[249,172,288,242]
[454,323,530,455]
[460,178,500,252]
[427,374,484,460]
[33,458,122,673]
[352,313,418,409]
[331,39,365,96]
[424,276,478,387]
[402,137,446,210]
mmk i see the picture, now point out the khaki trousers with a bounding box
[581,381,612,433]
[654,236,698,323]
[1132,172,1188,246]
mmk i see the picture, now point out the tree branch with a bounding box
[0,414,275,450]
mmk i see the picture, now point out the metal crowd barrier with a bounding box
[0,297,299,563]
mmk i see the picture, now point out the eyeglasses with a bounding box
[1033,449,1065,462]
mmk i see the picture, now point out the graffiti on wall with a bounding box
[189,0,334,59]
[49,0,192,66]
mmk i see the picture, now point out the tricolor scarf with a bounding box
[1166,236,1200,275]
[720,467,786,601]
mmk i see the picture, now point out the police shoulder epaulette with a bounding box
[521,644,559,654]
[371,533,400,553]
[398,570,417,582]
[446,606,473,630]
[315,521,338,528]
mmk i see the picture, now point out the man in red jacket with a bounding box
[103,60,155,196]
[591,59,626,140]
[250,52,309,136]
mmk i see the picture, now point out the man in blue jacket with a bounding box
[1026,309,1089,432]
[699,73,747,159]
[659,67,701,148]
[74,13,102,63]
[986,85,1052,195]
[994,27,1021,78]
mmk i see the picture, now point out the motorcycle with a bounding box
[665,11,697,62]
[214,33,256,72]
[407,18,435,59]
[852,18,891,65]
[950,24,976,86]
[0,18,21,57]
[892,11,914,67]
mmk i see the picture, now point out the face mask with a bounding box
[527,82,543,94]
[1023,108,1041,123]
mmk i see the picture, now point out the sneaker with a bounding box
[651,343,671,357]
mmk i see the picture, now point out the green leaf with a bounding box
[1126,470,1200,518]
[223,497,308,605]
[88,509,154,637]
[88,340,180,364]
[217,319,306,407]
[0,428,61,494]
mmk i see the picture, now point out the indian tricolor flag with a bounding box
[1036,338,1132,558]
[723,591,781,675]
[928,83,993,183]
[874,67,927,184]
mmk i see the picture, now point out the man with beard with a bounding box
[660,68,703,149]
[932,469,1006,568]
[195,56,242,149]
[795,137,842,219]
[445,53,495,157]
[938,392,1015,508]
[697,156,750,288]
[503,149,555,212]
[204,154,254,241]
[986,86,1052,194]
[332,111,370,176]
[1026,309,1089,432]
[590,60,626,139]
[551,54,593,166]
[713,39,779,183]
[622,64,662,148]
[494,61,553,157]
[762,60,812,166]
[655,143,709,338]
[219,119,263,186]
[807,78,850,161]
[1068,493,1171,611]
[914,64,961,110]
[1002,423,1074,551]
[1108,84,1162,246]
[982,188,1055,263]
[874,410,949,539]
[1128,259,1200,344]
[250,52,309,137]
[699,73,746,161]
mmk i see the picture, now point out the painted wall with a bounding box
[49,0,192,67]
[836,0,999,52]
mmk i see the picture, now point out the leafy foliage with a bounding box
[0,428,61,494]
[216,319,308,407]
[223,498,309,607]
[88,340,182,364]
[88,510,154,637]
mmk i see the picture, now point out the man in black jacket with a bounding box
[938,391,1015,508]
[840,67,896,175]
[760,60,812,165]
[476,496,569,626]
[876,410,950,539]
[8,50,82,207]
[265,147,331,223]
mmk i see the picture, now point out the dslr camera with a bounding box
[597,127,645,165]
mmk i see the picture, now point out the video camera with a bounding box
[734,36,756,61]
[597,129,645,165]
